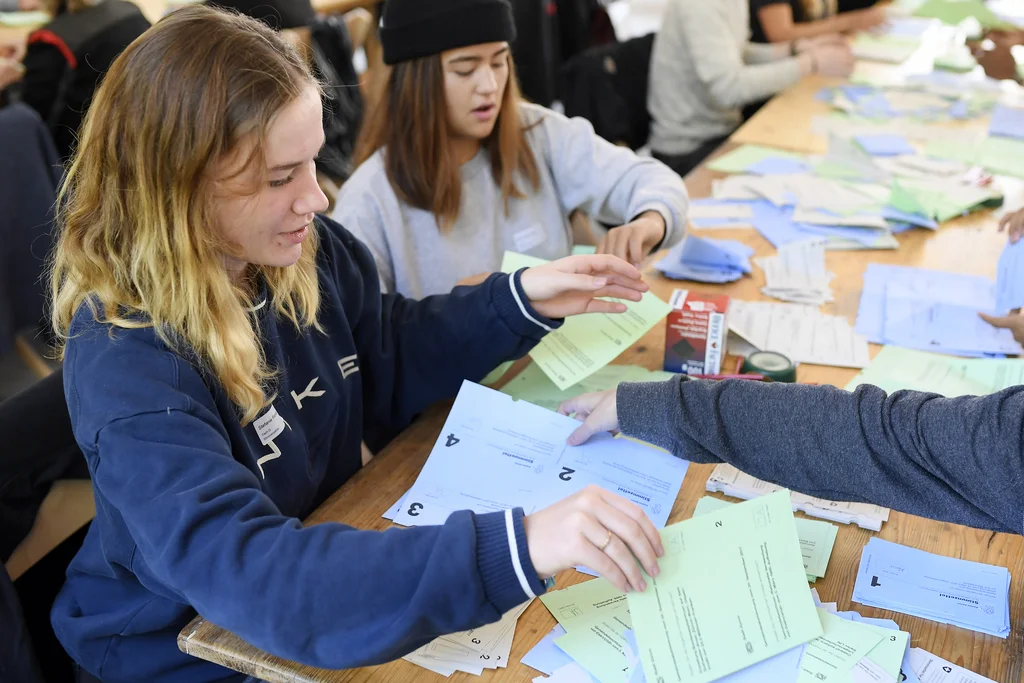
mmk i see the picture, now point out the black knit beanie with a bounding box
[380,0,517,66]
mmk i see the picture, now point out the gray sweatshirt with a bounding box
[333,103,689,298]
[618,377,1024,535]
[648,0,804,156]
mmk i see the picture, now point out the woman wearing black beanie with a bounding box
[334,0,691,299]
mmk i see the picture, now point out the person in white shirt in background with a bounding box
[333,0,689,299]
[647,0,854,178]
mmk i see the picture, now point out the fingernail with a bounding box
[639,580,647,592]
[651,564,661,577]
[593,277,607,287]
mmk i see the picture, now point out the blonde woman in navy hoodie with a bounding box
[48,7,663,683]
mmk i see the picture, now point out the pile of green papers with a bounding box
[526,492,914,683]
[845,346,1024,395]
[888,177,1002,222]
[925,136,1024,179]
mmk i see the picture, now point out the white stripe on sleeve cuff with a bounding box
[509,272,553,333]
[504,508,536,599]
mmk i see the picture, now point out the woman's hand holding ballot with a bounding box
[525,484,662,594]
[519,255,649,319]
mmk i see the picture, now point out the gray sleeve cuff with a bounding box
[617,377,688,455]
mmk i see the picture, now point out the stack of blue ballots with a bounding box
[816,84,987,121]
[853,538,1011,638]
[654,235,753,283]
[855,263,1022,356]
[995,238,1024,313]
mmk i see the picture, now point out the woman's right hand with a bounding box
[524,485,663,594]
[810,43,855,77]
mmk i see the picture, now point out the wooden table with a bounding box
[179,137,1024,683]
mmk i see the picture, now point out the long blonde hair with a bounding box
[50,5,321,424]
[353,52,540,230]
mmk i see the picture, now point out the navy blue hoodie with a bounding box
[51,217,553,682]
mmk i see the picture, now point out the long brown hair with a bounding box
[353,52,540,230]
[50,5,322,424]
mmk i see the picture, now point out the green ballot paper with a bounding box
[554,606,635,683]
[798,610,883,682]
[837,623,910,683]
[627,491,822,683]
[706,144,805,174]
[540,578,626,631]
[692,496,838,580]
[501,362,676,412]
[845,347,1024,396]
[501,251,672,390]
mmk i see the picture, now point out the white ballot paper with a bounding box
[392,381,689,529]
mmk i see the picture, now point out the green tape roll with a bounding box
[742,351,797,383]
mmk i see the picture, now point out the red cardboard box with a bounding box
[664,289,730,375]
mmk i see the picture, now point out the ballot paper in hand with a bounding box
[392,381,688,529]
[627,491,822,683]
[883,281,1023,356]
[855,263,1018,357]
[706,464,890,531]
[501,251,672,390]
[654,236,753,283]
[853,538,1012,638]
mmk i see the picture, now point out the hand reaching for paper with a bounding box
[998,207,1024,244]
[519,254,648,319]
[596,211,666,267]
[558,388,620,446]
[524,484,662,594]
[979,309,1024,346]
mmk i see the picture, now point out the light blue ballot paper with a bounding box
[855,263,1012,356]
[392,382,689,528]
[853,538,1011,638]
[655,236,753,283]
[883,281,1022,356]
[855,133,916,156]
[995,238,1024,313]
[523,625,576,676]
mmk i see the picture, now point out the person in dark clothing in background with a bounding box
[0,103,61,354]
[20,0,150,160]
[750,0,885,43]
[206,0,316,30]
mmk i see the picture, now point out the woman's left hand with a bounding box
[520,254,649,320]
[597,211,667,267]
